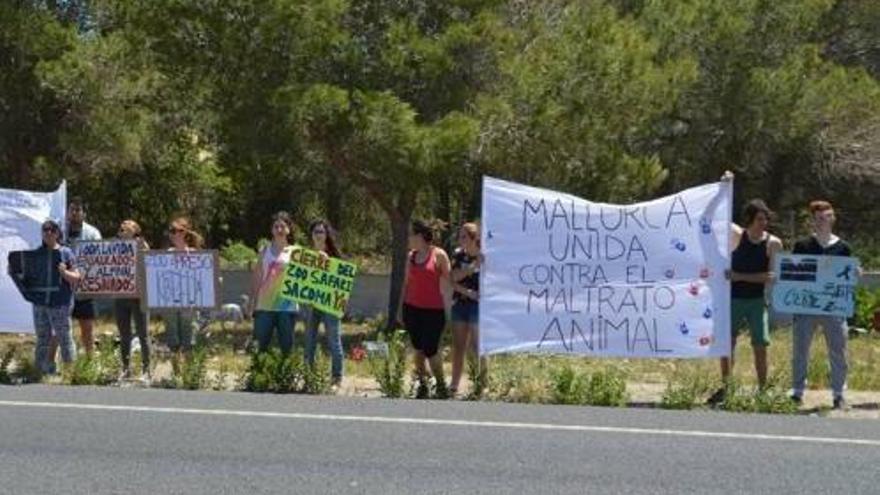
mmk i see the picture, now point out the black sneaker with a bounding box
[706,387,726,406]
[790,394,803,406]
[832,397,848,410]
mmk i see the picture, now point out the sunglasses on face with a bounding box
[312,229,326,235]
[168,227,184,234]
[42,227,57,233]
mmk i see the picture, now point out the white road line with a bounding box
[0,399,877,447]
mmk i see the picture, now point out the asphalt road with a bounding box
[1,385,879,494]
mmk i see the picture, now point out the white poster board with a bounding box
[771,254,859,318]
[141,250,220,311]
[0,182,67,333]
[480,176,731,358]
[73,239,140,298]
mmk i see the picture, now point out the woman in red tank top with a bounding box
[401,219,451,399]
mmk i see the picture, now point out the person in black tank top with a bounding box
[449,222,488,396]
[708,184,783,406]
[731,234,770,299]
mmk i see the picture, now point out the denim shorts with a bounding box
[451,301,479,324]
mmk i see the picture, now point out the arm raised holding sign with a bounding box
[710,176,781,404]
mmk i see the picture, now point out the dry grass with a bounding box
[4,318,880,414]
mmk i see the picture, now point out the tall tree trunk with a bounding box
[386,205,412,333]
[437,176,452,247]
[325,173,343,230]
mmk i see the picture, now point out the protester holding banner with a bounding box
[401,219,452,399]
[17,220,82,374]
[790,201,854,410]
[303,219,345,388]
[709,196,783,404]
[62,197,102,356]
[249,212,298,355]
[165,215,204,374]
[449,222,486,397]
[114,220,152,381]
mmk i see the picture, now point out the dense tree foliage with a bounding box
[2,0,879,325]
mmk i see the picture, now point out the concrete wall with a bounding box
[217,270,391,318]
[96,271,880,319]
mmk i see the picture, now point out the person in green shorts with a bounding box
[709,173,783,404]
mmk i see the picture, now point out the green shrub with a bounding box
[243,348,330,394]
[716,380,753,412]
[552,365,588,405]
[368,330,408,398]
[96,335,121,379]
[465,354,488,400]
[486,355,552,404]
[64,337,119,386]
[65,356,105,385]
[0,346,15,384]
[661,372,714,410]
[806,351,830,390]
[303,349,332,395]
[219,240,258,269]
[179,346,209,390]
[585,367,629,407]
[718,376,797,414]
[12,353,42,384]
[245,351,275,392]
[752,387,798,414]
[854,287,880,331]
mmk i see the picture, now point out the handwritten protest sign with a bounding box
[771,254,858,318]
[277,248,358,318]
[480,176,732,358]
[0,181,66,333]
[141,250,219,311]
[72,240,139,298]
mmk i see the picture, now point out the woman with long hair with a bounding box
[400,219,452,399]
[248,211,298,354]
[449,222,486,396]
[165,215,204,374]
[303,219,344,389]
[114,219,152,382]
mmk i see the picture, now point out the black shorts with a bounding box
[71,299,96,319]
[402,304,446,357]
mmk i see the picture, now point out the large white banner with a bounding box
[0,182,67,333]
[480,177,731,358]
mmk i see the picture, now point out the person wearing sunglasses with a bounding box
[114,219,152,382]
[248,211,298,355]
[164,215,204,375]
[303,219,344,390]
[21,220,82,374]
